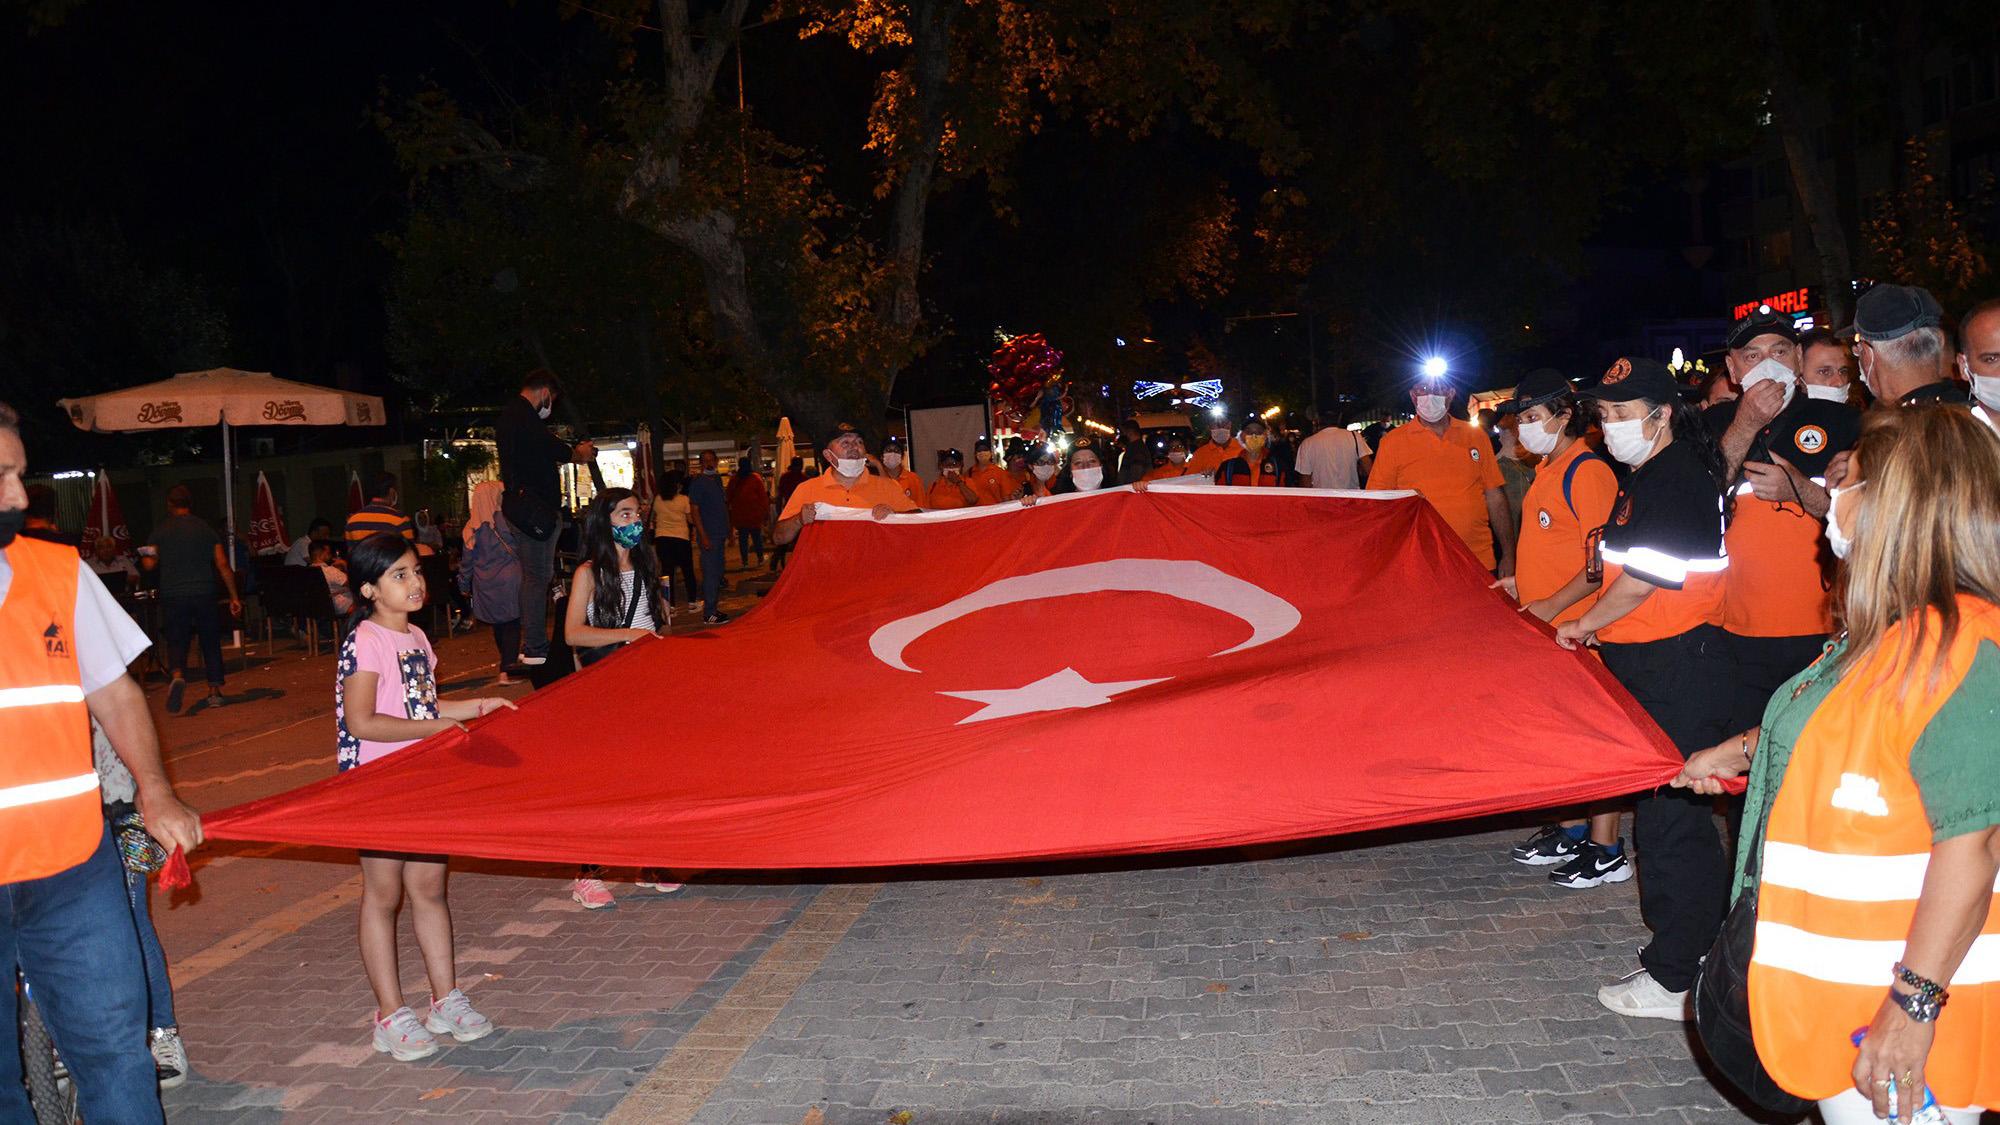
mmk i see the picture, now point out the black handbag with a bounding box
[575,571,644,668]
[503,486,559,542]
[1692,840,1812,1114]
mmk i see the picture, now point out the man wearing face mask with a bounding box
[965,437,1014,506]
[1557,358,1734,1020]
[1955,297,2000,427]
[498,370,597,664]
[1367,377,1515,576]
[1705,310,1861,736]
[0,400,204,1123]
[1185,415,1243,478]
[926,449,983,509]
[1841,283,1965,408]
[1214,416,1297,486]
[775,424,917,546]
[880,437,922,506]
[1797,328,1857,405]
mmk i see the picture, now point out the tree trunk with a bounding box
[883,0,961,373]
[1756,0,1853,328]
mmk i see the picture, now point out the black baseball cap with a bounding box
[1727,308,1799,350]
[973,436,993,452]
[1497,368,1573,414]
[937,447,963,464]
[1839,283,1944,341]
[1579,357,1680,404]
[882,436,906,452]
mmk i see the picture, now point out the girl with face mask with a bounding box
[1552,357,1737,1021]
[1493,374,1627,886]
[925,450,983,509]
[563,488,679,908]
[1142,437,1194,481]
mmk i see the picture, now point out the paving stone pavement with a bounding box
[155,820,1816,1123]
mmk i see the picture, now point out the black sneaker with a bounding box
[1510,825,1583,866]
[702,613,729,626]
[165,677,186,714]
[1549,841,1633,889]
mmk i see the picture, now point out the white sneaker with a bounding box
[1597,969,1689,1020]
[517,654,547,666]
[150,1026,189,1089]
[372,1006,440,1061]
[424,988,495,1043]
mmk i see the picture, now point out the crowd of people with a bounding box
[2,281,1998,1120]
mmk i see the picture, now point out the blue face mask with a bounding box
[611,522,644,549]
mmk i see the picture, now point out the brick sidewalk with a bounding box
[160,825,1769,1123]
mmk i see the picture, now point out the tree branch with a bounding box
[885,0,959,340]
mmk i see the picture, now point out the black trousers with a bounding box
[654,537,697,606]
[1600,623,1736,993]
[1722,631,1829,734]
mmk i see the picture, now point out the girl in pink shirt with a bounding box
[335,533,515,1062]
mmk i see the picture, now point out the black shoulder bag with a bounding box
[1691,821,1812,1114]
[503,486,559,542]
[575,572,643,668]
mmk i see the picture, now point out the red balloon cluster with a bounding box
[987,333,1064,432]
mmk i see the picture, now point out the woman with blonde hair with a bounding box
[1677,406,2000,1123]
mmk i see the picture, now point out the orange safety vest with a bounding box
[0,535,101,884]
[1750,598,2000,1106]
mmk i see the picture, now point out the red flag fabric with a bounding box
[247,471,289,555]
[346,471,365,515]
[634,427,656,514]
[80,470,130,558]
[206,486,1684,870]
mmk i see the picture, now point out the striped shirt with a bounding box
[344,503,415,544]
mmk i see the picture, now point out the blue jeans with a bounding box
[735,526,763,563]
[516,529,559,658]
[1,825,163,1123]
[162,595,225,686]
[699,542,725,617]
[122,846,175,1029]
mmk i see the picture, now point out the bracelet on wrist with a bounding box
[1893,962,1949,1003]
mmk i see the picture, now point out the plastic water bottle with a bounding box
[1851,1029,1947,1124]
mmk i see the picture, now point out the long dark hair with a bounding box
[1660,394,1734,525]
[579,488,666,628]
[655,468,683,501]
[346,531,420,630]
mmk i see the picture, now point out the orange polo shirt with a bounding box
[1367,419,1505,569]
[1185,438,1241,478]
[966,463,1015,505]
[778,470,920,522]
[925,475,982,509]
[1515,440,1618,624]
[887,468,923,506]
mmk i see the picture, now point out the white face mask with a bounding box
[1740,357,1798,409]
[1825,481,1863,560]
[1210,427,1232,444]
[1517,417,1561,457]
[536,400,553,421]
[1963,357,2000,411]
[1167,450,1188,464]
[1803,382,1850,403]
[1031,464,1056,482]
[883,453,903,471]
[1602,407,1663,467]
[1414,394,1449,423]
[1071,466,1104,491]
[833,456,867,477]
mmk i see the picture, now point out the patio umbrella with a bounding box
[58,368,385,549]
[775,416,795,477]
[634,424,655,512]
[248,471,290,555]
[80,470,130,558]
[346,471,365,515]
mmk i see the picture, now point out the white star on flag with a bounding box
[939,667,1171,726]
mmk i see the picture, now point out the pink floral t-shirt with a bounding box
[336,619,440,771]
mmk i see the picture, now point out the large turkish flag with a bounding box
[206,485,1684,869]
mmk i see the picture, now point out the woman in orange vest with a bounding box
[1213,416,1298,486]
[1493,369,1628,888]
[1141,435,1193,482]
[1676,406,2000,1122]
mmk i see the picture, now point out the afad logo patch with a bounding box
[1537,508,1552,530]
[43,621,70,660]
[1794,424,1827,455]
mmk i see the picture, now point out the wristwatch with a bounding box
[1889,985,1943,1023]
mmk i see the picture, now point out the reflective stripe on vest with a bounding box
[0,684,87,709]
[1755,921,2000,987]
[0,771,99,811]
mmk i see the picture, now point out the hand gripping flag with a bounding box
[206,486,1685,869]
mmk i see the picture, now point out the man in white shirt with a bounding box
[1294,410,1373,489]
[283,518,335,566]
